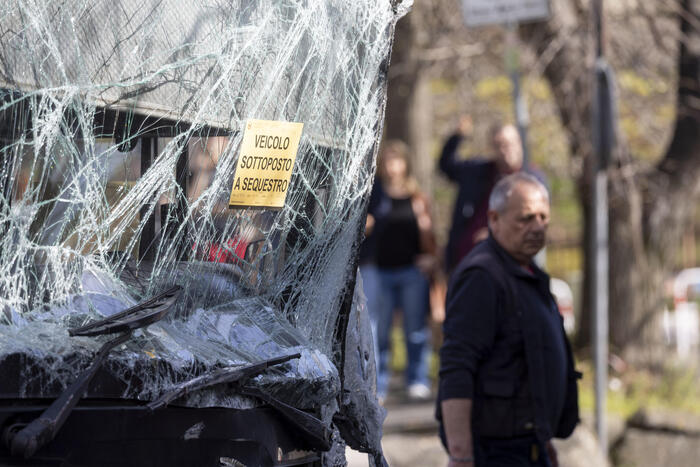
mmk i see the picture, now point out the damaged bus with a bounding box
[0,1,408,465]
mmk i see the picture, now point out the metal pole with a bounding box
[591,0,609,458]
[505,22,530,169]
[592,165,608,457]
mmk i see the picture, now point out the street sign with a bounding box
[461,0,550,27]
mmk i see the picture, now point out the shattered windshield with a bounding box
[0,0,407,424]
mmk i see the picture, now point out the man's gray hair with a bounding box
[488,172,549,213]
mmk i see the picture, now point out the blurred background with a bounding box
[356,0,700,465]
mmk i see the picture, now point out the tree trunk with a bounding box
[523,0,700,363]
[607,166,669,363]
[384,11,434,194]
[520,0,595,351]
[613,0,700,363]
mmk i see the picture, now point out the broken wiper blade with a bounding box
[147,352,301,411]
[69,285,182,336]
[6,285,182,459]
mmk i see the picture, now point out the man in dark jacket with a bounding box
[437,173,579,467]
[439,117,541,271]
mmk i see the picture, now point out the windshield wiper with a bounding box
[147,352,301,410]
[5,285,182,459]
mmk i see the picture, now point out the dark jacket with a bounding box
[436,236,579,442]
[438,134,496,271]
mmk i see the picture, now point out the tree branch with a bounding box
[520,0,593,163]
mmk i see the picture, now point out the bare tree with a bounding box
[384,10,434,193]
[521,0,700,361]
[384,1,486,194]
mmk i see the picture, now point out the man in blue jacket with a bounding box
[437,173,579,467]
[439,117,533,271]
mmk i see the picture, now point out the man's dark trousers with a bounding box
[473,435,552,467]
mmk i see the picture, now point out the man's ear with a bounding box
[487,209,498,229]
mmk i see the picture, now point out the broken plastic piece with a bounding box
[239,385,332,452]
[148,352,301,410]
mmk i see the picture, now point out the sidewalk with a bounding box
[383,398,439,435]
[347,377,447,467]
[346,382,611,466]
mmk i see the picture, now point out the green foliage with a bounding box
[388,325,440,381]
[431,78,457,95]
[616,69,676,163]
[577,360,700,417]
[547,246,582,280]
[618,71,669,97]
[525,78,552,101]
[549,177,581,229]
[474,75,512,100]
[473,76,513,116]
[390,325,407,372]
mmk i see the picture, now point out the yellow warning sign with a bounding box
[228,119,304,209]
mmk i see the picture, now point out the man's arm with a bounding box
[438,134,466,181]
[438,116,473,181]
[439,268,499,463]
[442,398,473,465]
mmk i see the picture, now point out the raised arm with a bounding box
[438,115,474,181]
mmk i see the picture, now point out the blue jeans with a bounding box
[376,265,430,397]
[474,436,553,467]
